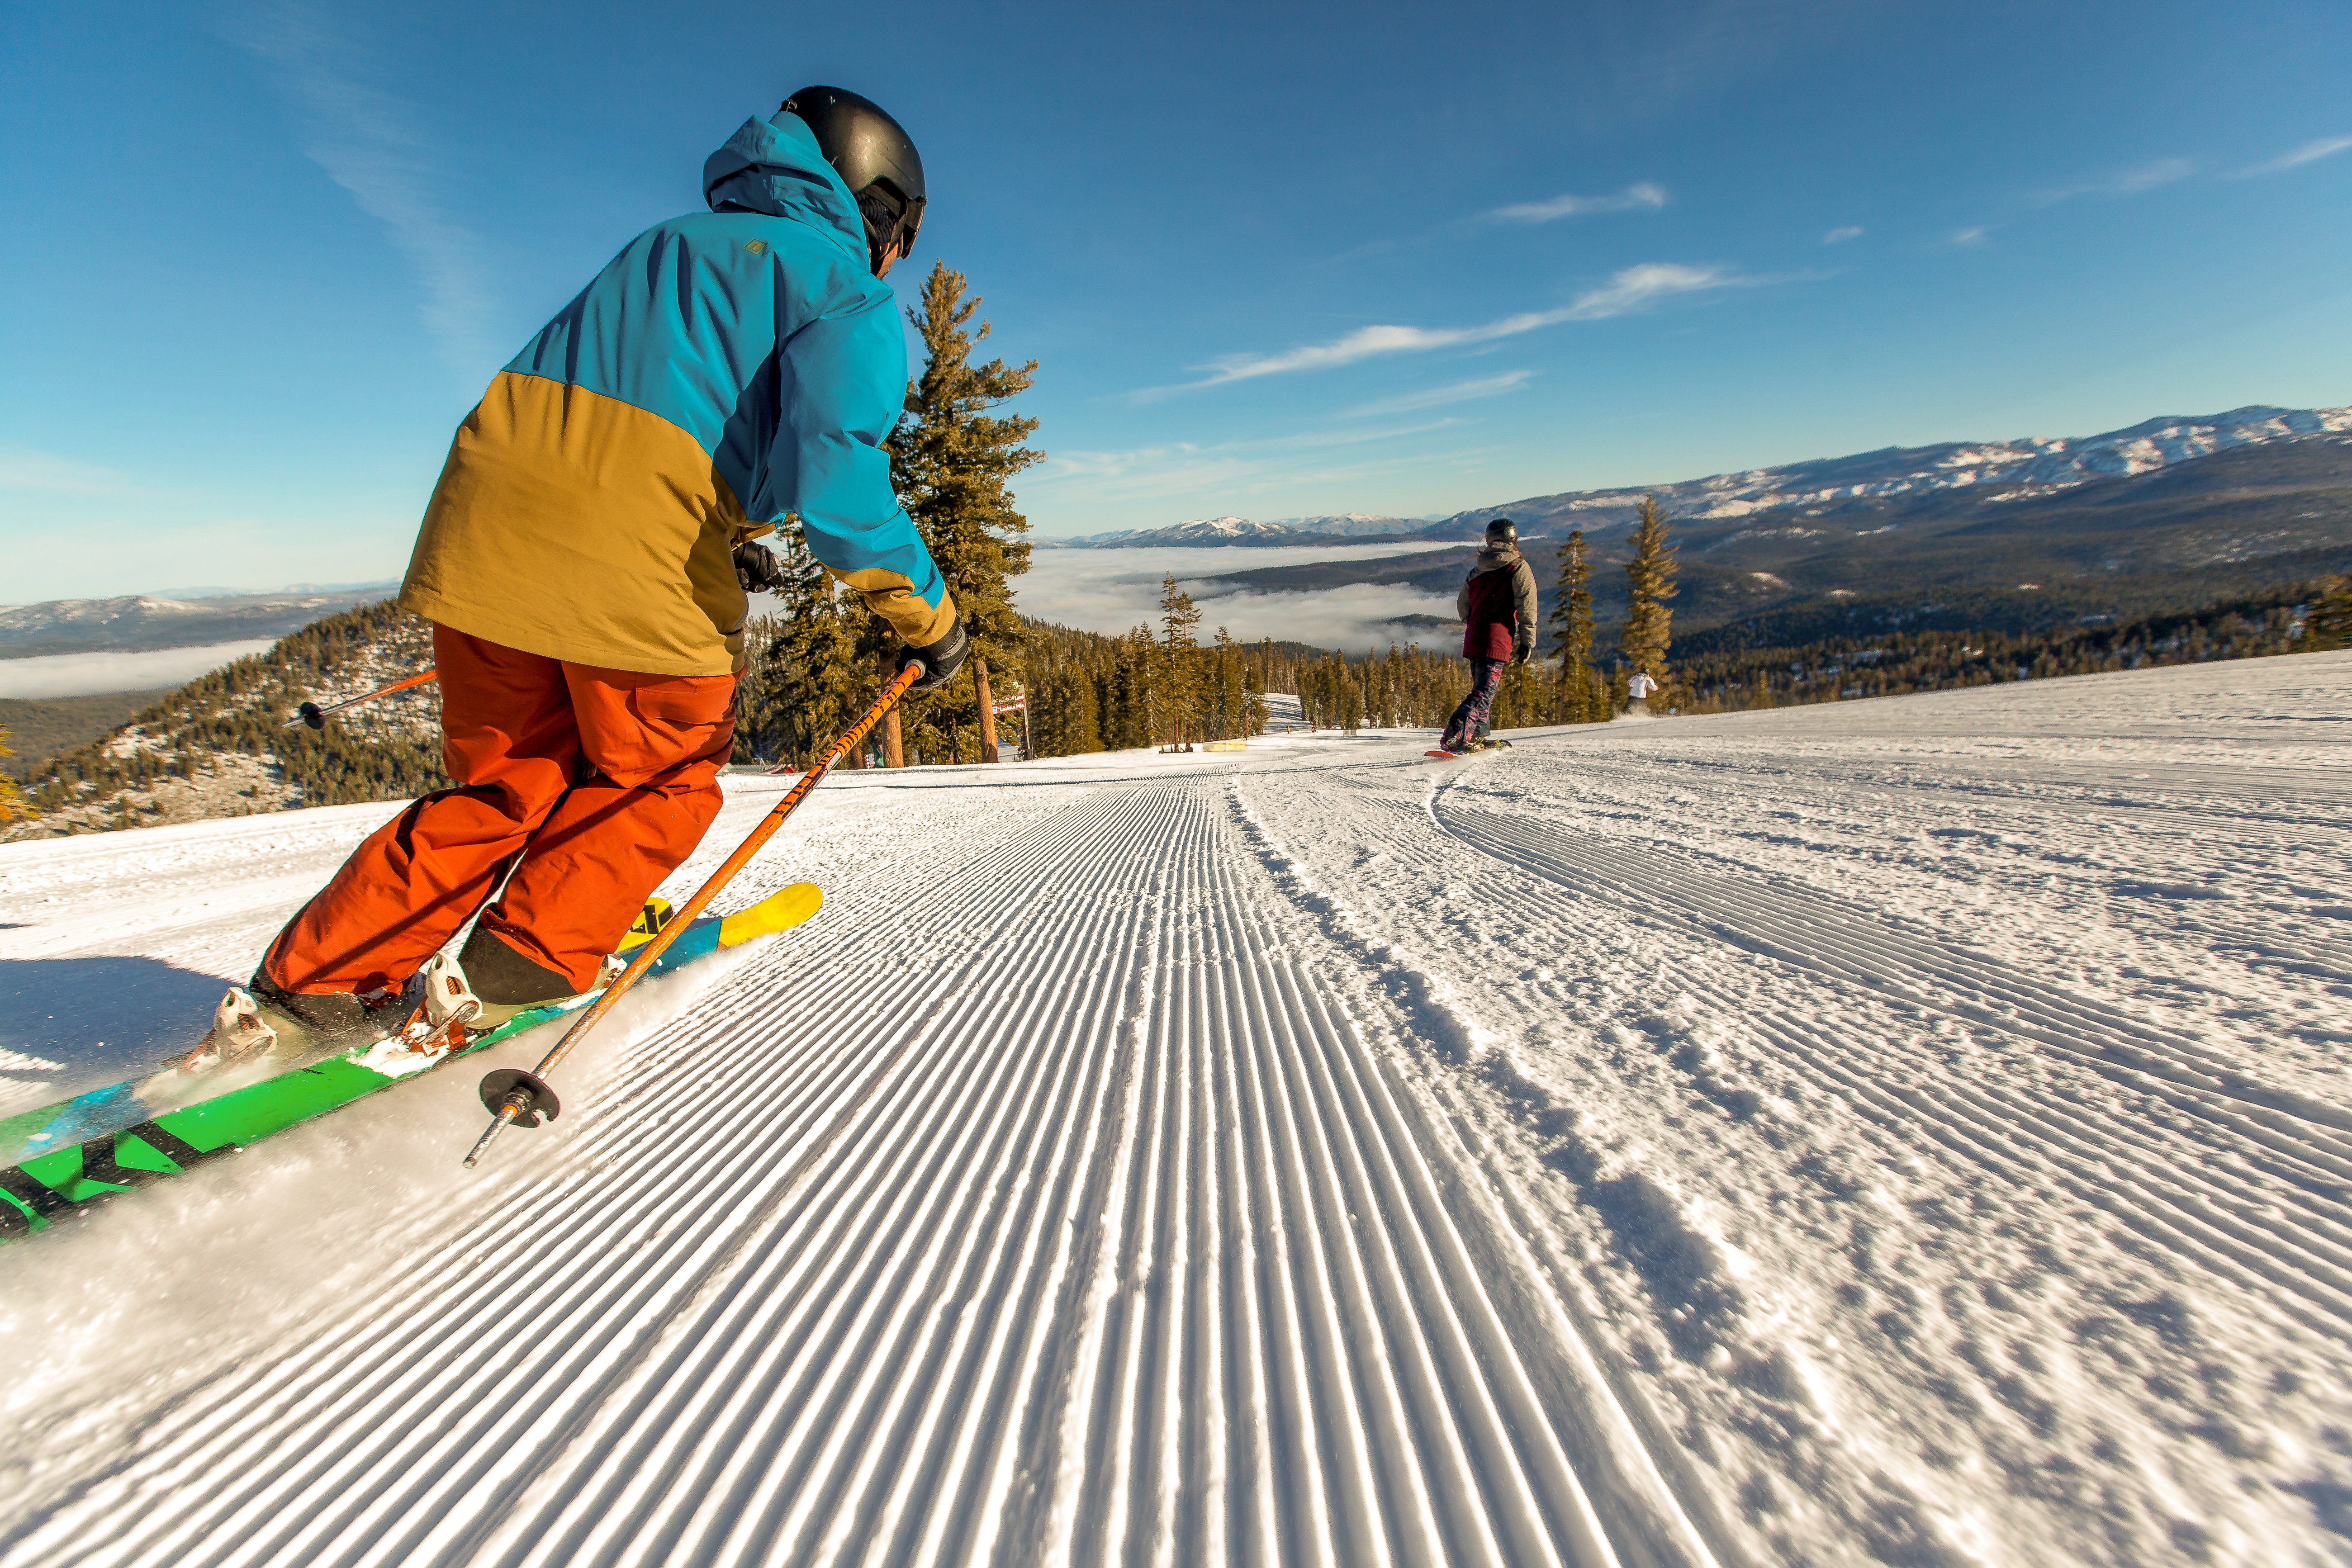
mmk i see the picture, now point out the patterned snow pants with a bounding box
[1440,656,1506,751]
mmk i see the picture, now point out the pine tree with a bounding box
[767,529,868,765]
[1549,527,1608,723]
[1208,628,1249,739]
[0,725,27,823]
[2309,575,2352,649]
[1071,669,1103,753]
[888,260,1043,763]
[1494,658,1555,731]
[1156,575,1202,747]
[1620,496,1679,704]
[1035,665,1103,755]
[1105,627,1157,750]
[730,615,788,763]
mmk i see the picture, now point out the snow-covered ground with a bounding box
[2,652,2348,1567]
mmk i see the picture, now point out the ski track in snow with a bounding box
[1,653,2348,1567]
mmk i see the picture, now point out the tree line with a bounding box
[738,489,1691,755]
[1020,578,1270,754]
[1665,576,2352,714]
[742,571,1286,764]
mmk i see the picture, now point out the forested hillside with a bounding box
[0,692,171,779]
[1671,578,2348,714]
[4,601,441,840]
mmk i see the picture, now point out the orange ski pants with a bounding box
[263,625,736,998]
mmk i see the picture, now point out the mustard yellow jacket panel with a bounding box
[399,111,954,677]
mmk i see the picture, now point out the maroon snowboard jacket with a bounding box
[1456,547,1540,660]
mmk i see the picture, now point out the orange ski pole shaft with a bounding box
[463,661,922,1170]
[285,668,439,729]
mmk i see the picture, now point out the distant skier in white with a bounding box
[1626,669,1660,716]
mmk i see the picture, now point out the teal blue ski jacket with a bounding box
[401,112,950,677]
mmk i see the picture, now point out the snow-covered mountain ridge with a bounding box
[0,587,396,659]
[1043,512,1427,548]
[1443,403,2352,536]
[1050,516,1298,547]
[1269,512,1433,537]
[1040,404,2350,548]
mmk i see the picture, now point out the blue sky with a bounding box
[3,0,2349,600]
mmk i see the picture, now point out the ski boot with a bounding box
[455,927,594,1028]
[175,974,386,1075]
[178,988,278,1075]
[419,951,486,1034]
[360,952,489,1076]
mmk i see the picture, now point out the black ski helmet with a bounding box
[1484,518,1518,547]
[780,85,926,270]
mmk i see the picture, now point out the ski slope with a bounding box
[2,652,2348,1567]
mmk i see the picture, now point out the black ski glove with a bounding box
[733,541,787,595]
[896,616,969,694]
[1511,638,1533,666]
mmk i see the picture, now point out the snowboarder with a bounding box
[1433,519,1539,755]
[207,87,967,1062]
[1626,669,1660,715]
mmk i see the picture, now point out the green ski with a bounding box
[0,882,822,1239]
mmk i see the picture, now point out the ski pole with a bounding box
[463,661,922,1170]
[285,669,439,729]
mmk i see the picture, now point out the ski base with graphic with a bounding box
[0,882,822,1239]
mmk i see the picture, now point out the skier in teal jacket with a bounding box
[218,88,971,1066]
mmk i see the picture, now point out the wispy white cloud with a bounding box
[1039,416,1458,484]
[2102,157,2197,194]
[1943,154,2200,254]
[1025,414,1517,515]
[228,5,499,379]
[1340,371,1534,419]
[1151,263,1760,395]
[1487,183,1669,223]
[2033,157,2196,204]
[2230,134,2352,178]
[1822,225,1864,245]
[0,450,163,501]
